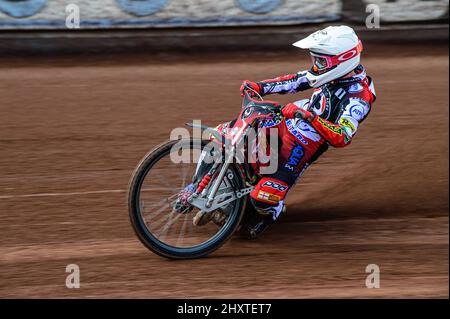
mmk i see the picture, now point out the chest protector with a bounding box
[305,77,366,164]
[308,81,355,124]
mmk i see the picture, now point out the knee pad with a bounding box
[250,177,289,207]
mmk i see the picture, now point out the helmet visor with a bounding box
[309,40,364,72]
[310,52,332,73]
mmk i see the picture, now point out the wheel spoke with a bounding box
[176,213,188,246]
[152,171,175,189]
[158,209,183,240]
[145,197,179,223]
[141,187,178,193]
[180,164,189,189]
[142,193,178,212]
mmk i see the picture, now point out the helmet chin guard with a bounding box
[306,56,361,88]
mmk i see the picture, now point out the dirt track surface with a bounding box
[0,44,448,298]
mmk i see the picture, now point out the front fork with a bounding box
[189,145,234,208]
[205,152,233,208]
[188,127,255,211]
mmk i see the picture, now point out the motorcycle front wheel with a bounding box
[128,139,247,259]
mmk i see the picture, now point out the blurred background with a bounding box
[0,0,449,53]
[0,0,448,298]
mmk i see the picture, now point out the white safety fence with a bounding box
[0,0,447,29]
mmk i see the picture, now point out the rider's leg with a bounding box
[245,120,313,238]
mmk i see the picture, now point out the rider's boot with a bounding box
[247,201,286,239]
[193,209,227,227]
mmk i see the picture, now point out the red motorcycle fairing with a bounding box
[211,92,283,177]
[240,93,283,128]
[212,93,282,145]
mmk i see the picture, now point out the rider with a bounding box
[239,25,377,238]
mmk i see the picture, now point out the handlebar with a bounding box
[243,86,304,120]
[242,84,263,101]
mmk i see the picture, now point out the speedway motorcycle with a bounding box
[128,87,301,259]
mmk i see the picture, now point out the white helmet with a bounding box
[293,25,363,88]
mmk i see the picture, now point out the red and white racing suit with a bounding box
[248,65,377,218]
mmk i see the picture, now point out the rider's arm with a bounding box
[310,97,371,148]
[258,71,311,95]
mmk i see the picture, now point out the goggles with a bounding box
[310,40,363,72]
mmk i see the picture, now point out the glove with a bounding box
[282,103,316,122]
[240,80,262,96]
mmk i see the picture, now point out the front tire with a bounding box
[128,139,246,259]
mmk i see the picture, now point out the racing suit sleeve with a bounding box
[257,71,311,95]
[310,97,371,148]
